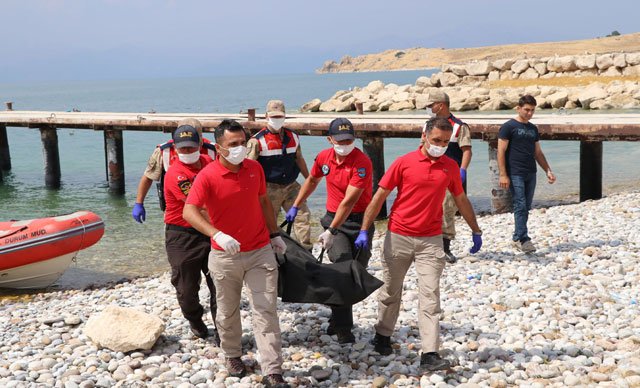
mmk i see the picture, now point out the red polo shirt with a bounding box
[186,158,270,251]
[310,147,372,213]
[164,155,212,228]
[380,148,463,237]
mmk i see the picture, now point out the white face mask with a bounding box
[267,117,285,132]
[178,151,200,164]
[425,107,436,118]
[220,145,247,165]
[334,143,355,156]
[426,139,447,158]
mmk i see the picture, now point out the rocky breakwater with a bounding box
[1,191,640,387]
[301,52,640,113]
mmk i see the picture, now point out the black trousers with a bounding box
[165,225,217,325]
[320,211,374,330]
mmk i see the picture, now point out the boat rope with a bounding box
[72,214,88,265]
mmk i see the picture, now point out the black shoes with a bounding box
[443,238,457,264]
[336,329,355,344]
[225,357,246,378]
[420,352,451,371]
[189,319,209,339]
[371,333,393,355]
[263,374,290,388]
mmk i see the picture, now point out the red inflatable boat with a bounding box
[0,211,105,289]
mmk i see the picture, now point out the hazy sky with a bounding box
[1,0,638,82]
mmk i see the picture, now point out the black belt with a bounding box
[166,224,203,235]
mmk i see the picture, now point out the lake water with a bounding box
[1,71,639,290]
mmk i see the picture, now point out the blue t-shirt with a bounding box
[498,118,539,175]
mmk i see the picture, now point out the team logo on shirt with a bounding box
[321,164,330,175]
[178,180,191,196]
[357,167,366,178]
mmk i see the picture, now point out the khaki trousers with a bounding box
[208,244,283,375]
[375,231,446,353]
[441,190,457,240]
[267,181,311,249]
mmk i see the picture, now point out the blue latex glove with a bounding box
[460,168,467,184]
[285,206,299,223]
[470,232,482,254]
[354,230,369,250]
[132,202,146,223]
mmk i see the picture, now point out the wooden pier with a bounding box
[1,104,639,214]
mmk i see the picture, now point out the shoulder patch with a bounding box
[357,167,366,178]
[178,179,191,196]
[321,164,330,176]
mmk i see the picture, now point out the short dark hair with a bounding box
[214,119,245,144]
[518,95,537,107]
[424,117,453,134]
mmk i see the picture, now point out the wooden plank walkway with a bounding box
[1,111,640,140]
[1,110,639,213]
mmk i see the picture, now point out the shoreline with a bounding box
[1,190,639,386]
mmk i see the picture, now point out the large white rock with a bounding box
[589,99,613,110]
[374,90,395,104]
[362,101,379,112]
[392,92,411,103]
[596,54,614,70]
[331,90,350,100]
[466,61,492,76]
[414,94,431,110]
[613,54,627,68]
[461,75,486,86]
[439,73,461,87]
[335,98,355,112]
[365,80,385,93]
[626,53,640,66]
[448,65,468,76]
[84,306,165,353]
[353,91,372,102]
[623,65,640,76]
[429,73,442,87]
[547,91,569,108]
[547,56,577,72]
[500,71,516,80]
[300,99,321,112]
[519,68,540,80]
[388,100,415,111]
[397,84,412,93]
[578,86,608,108]
[533,62,548,75]
[576,54,596,70]
[493,58,515,71]
[487,70,500,81]
[415,76,431,88]
[608,94,640,109]
[601,67,622,77]
[319,99,339,112]
[511,59,530,74]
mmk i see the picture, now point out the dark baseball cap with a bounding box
[173,125,200,148]
[327,118,355,141]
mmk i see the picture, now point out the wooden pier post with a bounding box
[0,124,10,171]
[487,139,512,213]
[104,129,125,195]
[5,102,13,111]
[579,140,603,202]
[247,108,256,122]
[40,127,61,189]
[358,104,387,219]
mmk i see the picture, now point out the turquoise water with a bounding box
[1,71,640,289]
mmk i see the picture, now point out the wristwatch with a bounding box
[269,232,281,238]
[328,227,339,235]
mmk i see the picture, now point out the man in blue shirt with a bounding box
[497,95,556,253]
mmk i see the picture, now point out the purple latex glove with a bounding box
[354,230,369,250]
[132,203,146,223]
[469,232,482,254]
[285,206,299,223]
[460,168,467,184]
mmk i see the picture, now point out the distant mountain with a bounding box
[317,32,640,73]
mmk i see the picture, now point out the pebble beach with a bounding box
[1,191,639,388]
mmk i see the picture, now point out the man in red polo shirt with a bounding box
[288,117,374,344]
[163,125,218,344]
[183,119,290,388]
[356,117,483,372]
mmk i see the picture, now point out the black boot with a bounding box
[443,238,457,264]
